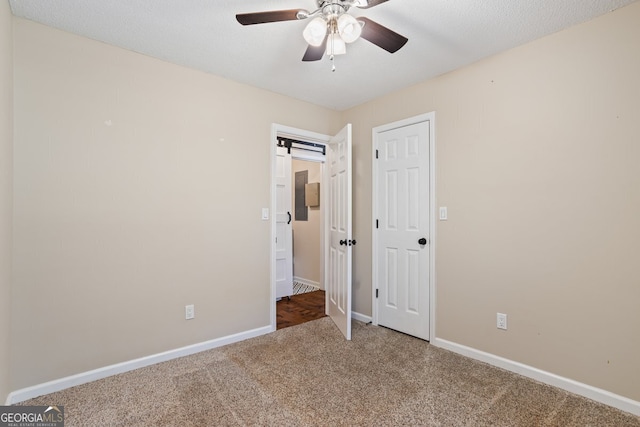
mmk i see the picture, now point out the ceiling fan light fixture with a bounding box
[337,14,362,43]
[237,0,408,68]
[303,17,327,46]
[326,33,347,56]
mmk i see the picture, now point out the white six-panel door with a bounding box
[327,124,353,340]
[375,120,430,340]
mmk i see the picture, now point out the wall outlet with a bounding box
[185,304,195,320]
[497,312,507,330]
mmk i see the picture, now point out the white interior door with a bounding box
[375,120,430,340]
[275,146,293,299]
[327,124,352,340]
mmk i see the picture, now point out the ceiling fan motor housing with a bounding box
[321,2,348,19]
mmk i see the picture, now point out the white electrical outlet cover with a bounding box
[497,313,507,330]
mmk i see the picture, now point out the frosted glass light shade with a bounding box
[303,17,327,46]
[337,14,362,43]
[325,34,346,55]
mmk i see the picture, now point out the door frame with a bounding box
[371,112,437,340]
[270,124,331,331]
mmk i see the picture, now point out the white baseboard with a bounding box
[293,277,321,289]
[352,311,372,323]
[6,325,272,405]
[432,337,640,417]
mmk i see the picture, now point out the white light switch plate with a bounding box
[439,207,448,220]
[261,208,269,220]
[185,304,195,320]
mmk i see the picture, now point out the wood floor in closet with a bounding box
[276,290,326,330]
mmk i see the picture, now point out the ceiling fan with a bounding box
[236,0,408,68]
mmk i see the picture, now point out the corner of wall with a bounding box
[0,0,14,404]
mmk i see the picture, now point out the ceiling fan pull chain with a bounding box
[329,34,336,72]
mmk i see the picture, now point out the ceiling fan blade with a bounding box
[236,9,302,25]
[356,0,390,9]
[358,17,408,53]
[302,36,328,61]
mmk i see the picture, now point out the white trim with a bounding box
[352,311,372,323]
[432,338,640,417]
[6,325,272,405]
[428,114,436,342]
[371,112,437,341]
[289,149,325,163]
[271,124,331,331]
[371,127,378,325]
[293,277,321,289]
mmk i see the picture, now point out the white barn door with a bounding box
[275,146,293,299]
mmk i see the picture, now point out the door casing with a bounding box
[270,124,331,330]
[371,112,437,341]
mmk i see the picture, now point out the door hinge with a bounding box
[375,149,379,159]
[376,289,379,298]
[376,219,379,229]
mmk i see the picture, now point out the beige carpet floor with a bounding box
[18,318,640,426]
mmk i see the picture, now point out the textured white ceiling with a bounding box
[9,0,639,110]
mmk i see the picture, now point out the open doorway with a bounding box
[270,123,353,339]
[291,159,322,292]
[277,158,326,329]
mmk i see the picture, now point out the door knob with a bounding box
[418,237,427,245]
[340,239,347,246]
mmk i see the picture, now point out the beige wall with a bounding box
[11,19,341,390]
[0,0,13,404]
[8,1,640,406]
[292,159,322,288]
[342,2,640,401]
